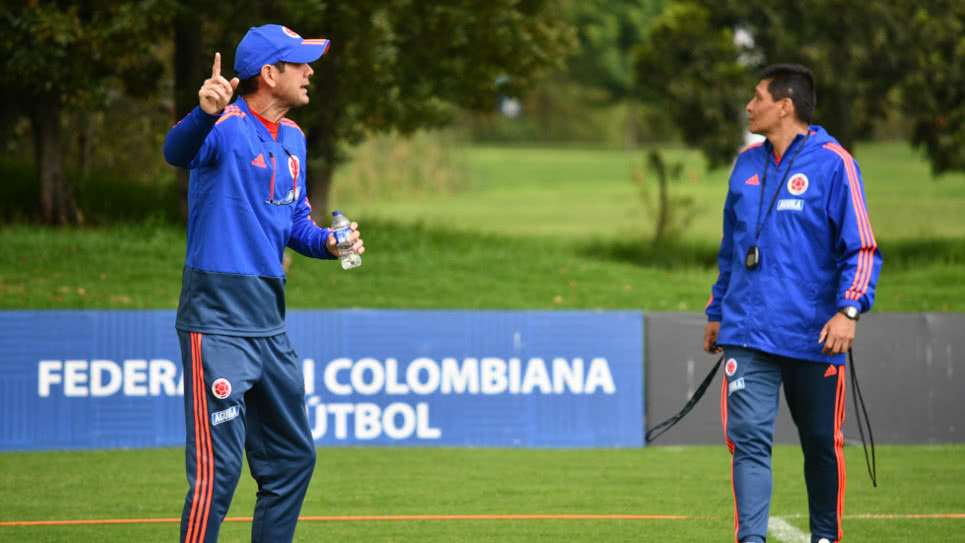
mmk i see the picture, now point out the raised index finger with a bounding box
[212,52,221,78]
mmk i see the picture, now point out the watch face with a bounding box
[843,307,858,319]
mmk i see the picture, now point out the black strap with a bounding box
[848,348,878,487]
[754,134,810,241]
[646,354,723,443]
[646,349,879,490]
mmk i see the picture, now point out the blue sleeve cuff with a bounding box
[836,300,862,313]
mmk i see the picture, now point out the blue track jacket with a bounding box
[164,99,334,336]
[706,126,882,364]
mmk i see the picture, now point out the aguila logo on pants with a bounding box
[725,358,738,377]
[211,378,232,399]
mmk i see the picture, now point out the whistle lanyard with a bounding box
[754,134,809,241]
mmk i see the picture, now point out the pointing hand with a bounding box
[198,52,240,115]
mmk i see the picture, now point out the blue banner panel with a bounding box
[0,311,643,451]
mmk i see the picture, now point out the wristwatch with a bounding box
[839,306,860,321]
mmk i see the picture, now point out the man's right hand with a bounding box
[199,52,240,115]
[703,321,722,353]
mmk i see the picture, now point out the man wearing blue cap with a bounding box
[163,24,364,543]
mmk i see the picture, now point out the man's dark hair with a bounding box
[759,64,816,123]
[237,61,287,96]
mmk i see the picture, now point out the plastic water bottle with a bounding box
[331,210,361,270]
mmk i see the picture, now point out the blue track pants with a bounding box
[178,331,316,543]
[720,346,847,543]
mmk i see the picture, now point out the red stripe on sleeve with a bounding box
[824,144,877,302]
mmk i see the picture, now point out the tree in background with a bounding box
[0,2,570,224]
[273,0,573,217]
[461,0,672,147]
[566,0,664,145]
[635,1,747,169]
[0,2,166,225]
[632,150,698,243]
[901,0,965,175]
[632,2,745,242]
[635,0,964,176]
[568,0,663,101]
[172,1,204,220]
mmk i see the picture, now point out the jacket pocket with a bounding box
[766,277,820,350]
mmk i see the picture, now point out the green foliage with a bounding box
[565,0,665,100]
[0,1,167,106]
[0,159,37,223]
[724,1,908,150]
[0,1,172,224]
[277,0,575,182]
[0,159,180,226]
[0,2,573,221]
[635,2,748,168]
[902,1,965,174]
[463,0,673,147]
[634,0,965,175]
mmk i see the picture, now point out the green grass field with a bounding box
[1,445,963,542]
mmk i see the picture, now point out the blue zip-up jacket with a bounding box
[706,126,882,364]
[164,98,334,336]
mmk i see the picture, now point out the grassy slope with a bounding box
[338,141,965,241]
[1,142,963,312]
[1,445,963,542]
[2,221,963,312]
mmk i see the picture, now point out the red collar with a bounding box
[249,108,279,141]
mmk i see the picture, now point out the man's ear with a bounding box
[260,65,277,89]
[781,97,793,118]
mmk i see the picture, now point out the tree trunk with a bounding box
[648,150,669,243]
[306,141,337,224]
[174,7,202,222]
[305,50,341,225]
[32,96,81,225]
[825,90,856,152]
[74,110,93,179]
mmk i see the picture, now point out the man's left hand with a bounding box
[818,312,856,355]
[326,222,365,258]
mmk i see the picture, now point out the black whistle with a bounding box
[745,245,760,270]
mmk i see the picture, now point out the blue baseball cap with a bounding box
[234,24,331,80]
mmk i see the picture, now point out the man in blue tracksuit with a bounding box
[163,24,365,543]
[703,64,882,543]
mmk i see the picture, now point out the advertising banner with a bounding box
[0,310,644,451]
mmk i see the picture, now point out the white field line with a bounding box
[768,516,810,543]
[782,512,965,520]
